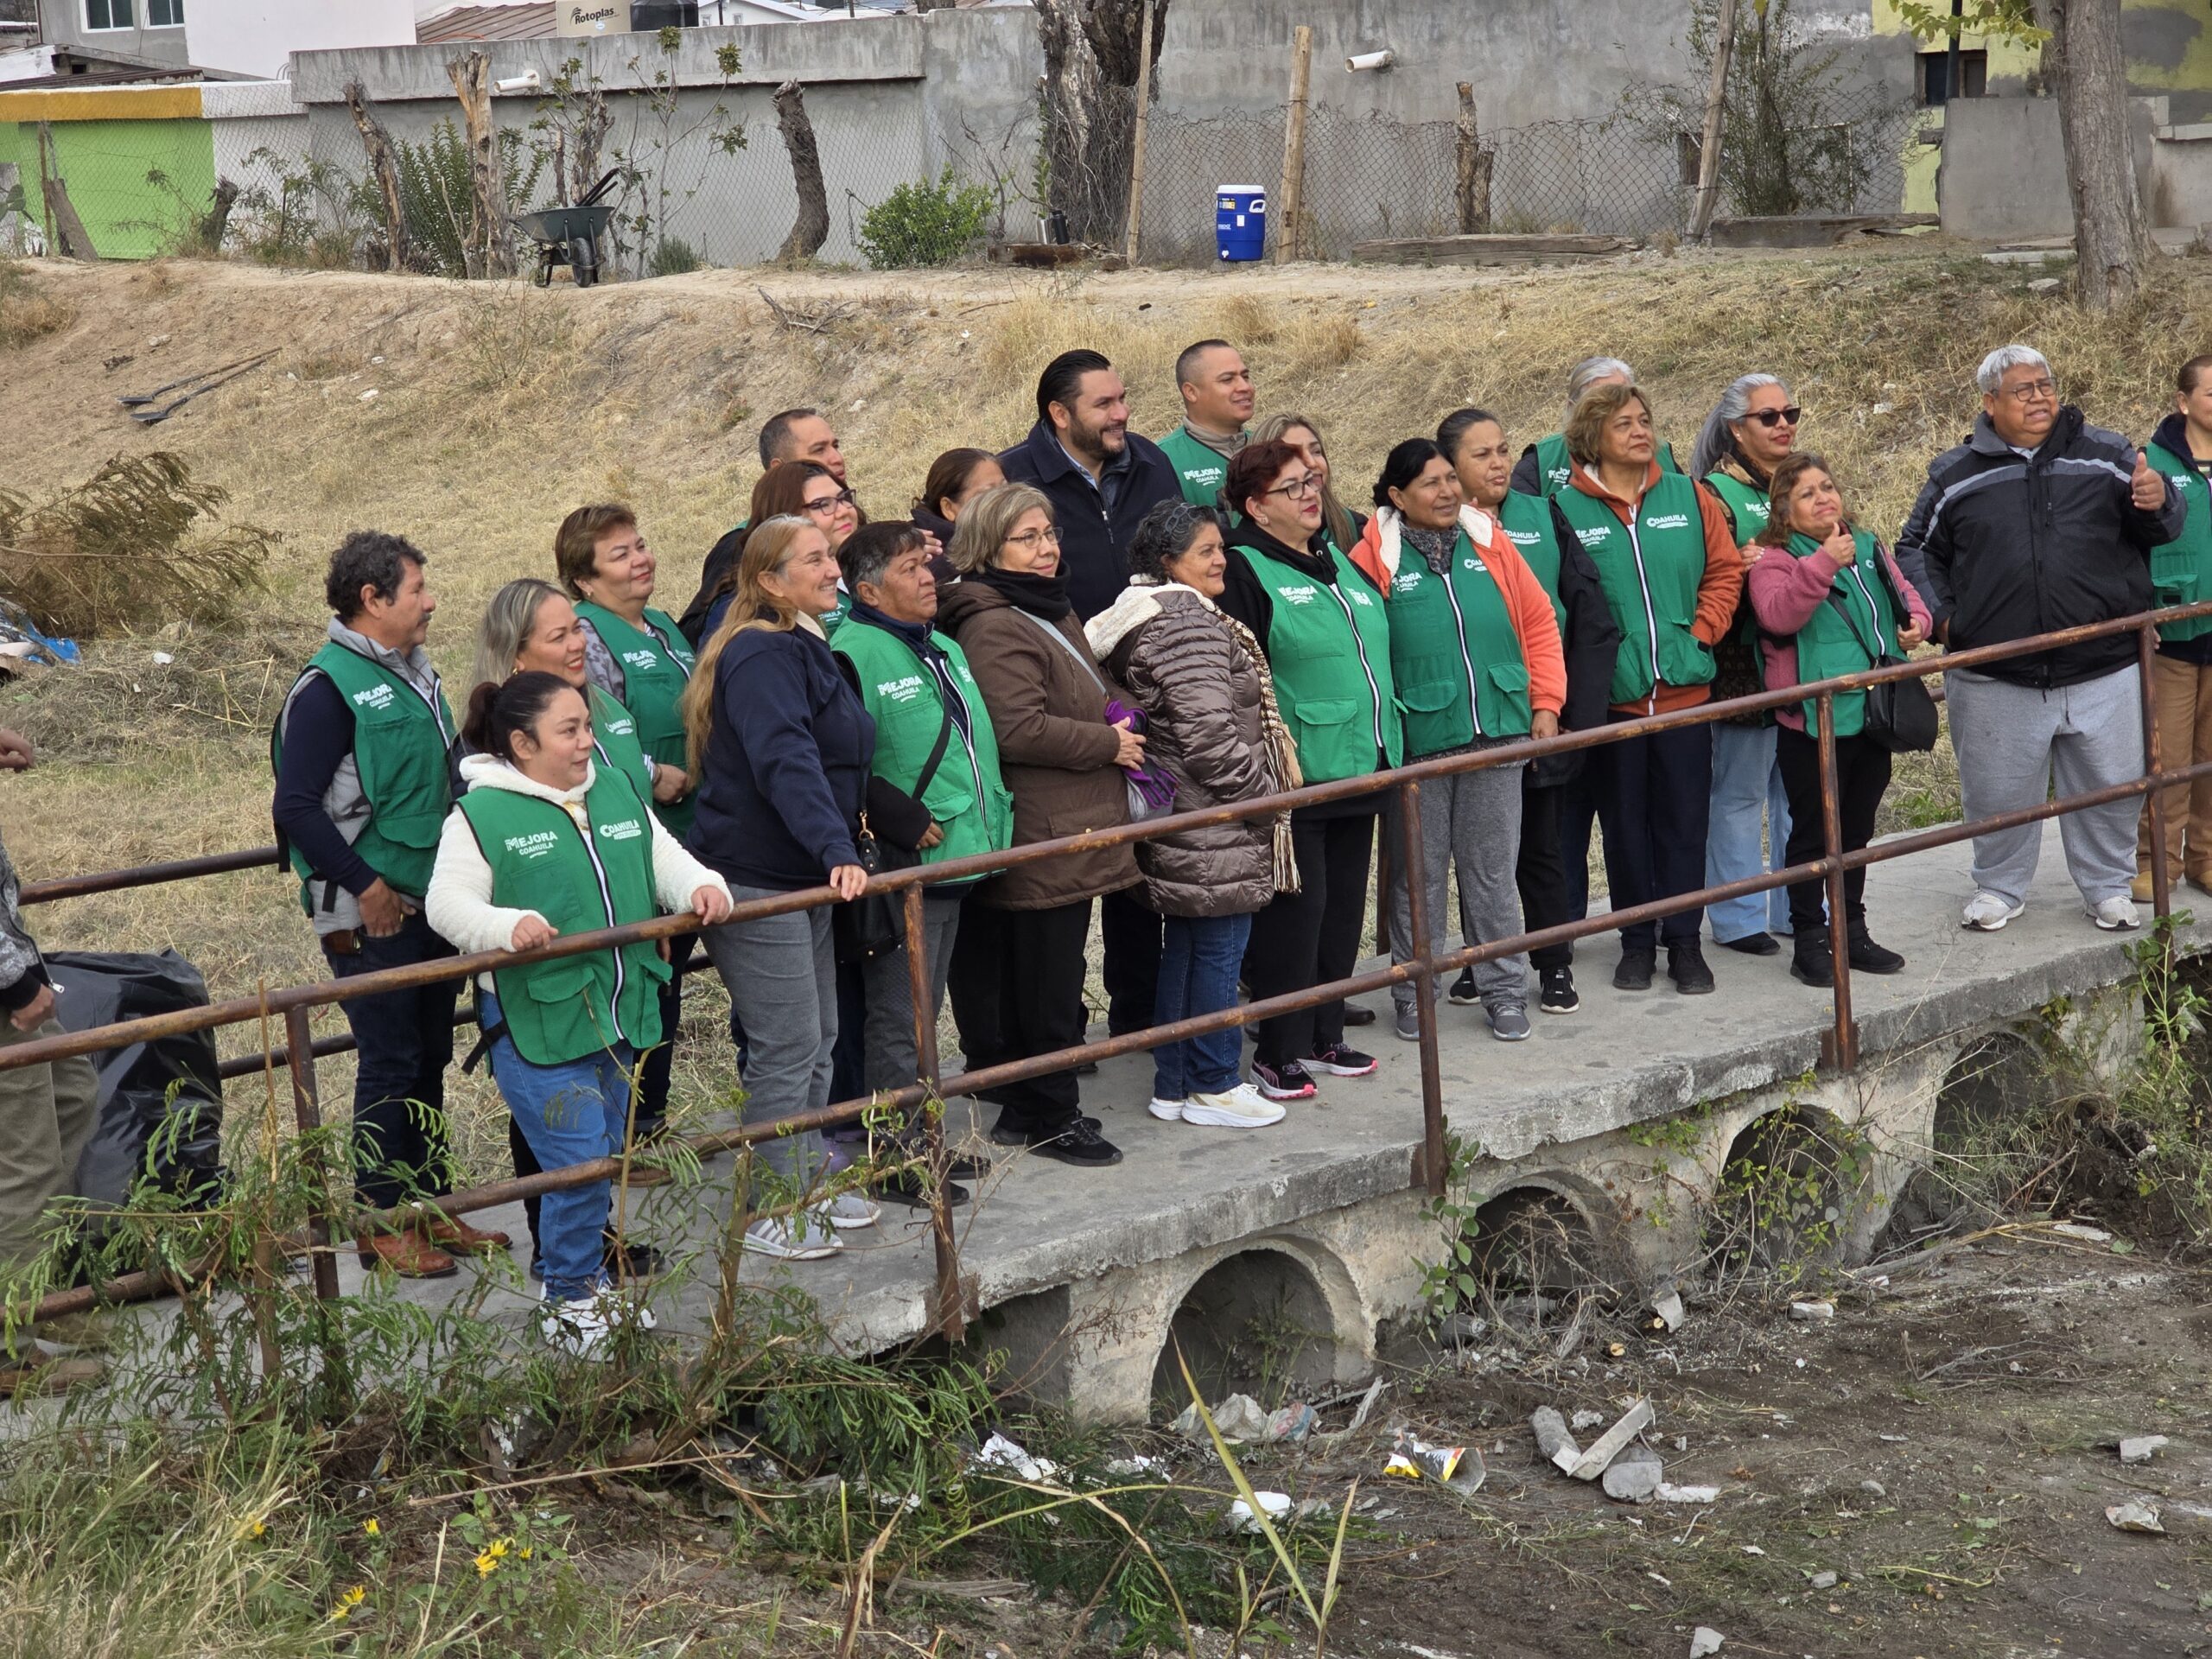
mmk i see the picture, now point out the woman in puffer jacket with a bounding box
[1087,501,1302,1131]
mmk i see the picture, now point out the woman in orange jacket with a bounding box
[1351,439,1565,1042]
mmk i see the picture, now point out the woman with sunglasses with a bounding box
[1691,374,1802,960]
[696,462,861,643]
[1219,439,1400,1102]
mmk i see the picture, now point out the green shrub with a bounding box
[646,236,702,276]
[858,168,992,269]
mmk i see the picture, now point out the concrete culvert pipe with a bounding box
[1706,1103,1872,1274]
[1463,1184,1626,1308]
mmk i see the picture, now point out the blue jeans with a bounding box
[480,988,632,1302]
[1707,722,1793,941]
[1151,912,1254,1100]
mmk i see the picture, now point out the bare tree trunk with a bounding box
[2047,0,2151,309]
[199,178,239,253]
[344,79,411,272]
[446,50,513,278]
[774,79,830,264]
[35,123,96,260]
[1035,0,1166,244]
[1688,0,1740,237]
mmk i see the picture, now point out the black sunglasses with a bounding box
[1746,406,1803,428]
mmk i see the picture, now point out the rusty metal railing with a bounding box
[13,599,2212,1338]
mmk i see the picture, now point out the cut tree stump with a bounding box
[774,79,829,264]
[1351,232,1634,265]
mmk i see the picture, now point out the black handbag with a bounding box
[1822,557,1938,754]
[833,708,954,964]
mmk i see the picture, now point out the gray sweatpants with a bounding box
[0,1017,99,1291]
[861,895,961,1095]
[1945,663,2144,908]
[1388,754,1529,1012]
[701,889,836,1196]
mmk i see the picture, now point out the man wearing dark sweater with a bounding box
[271,532,503,1279]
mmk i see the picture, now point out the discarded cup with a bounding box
[1227,1491,1294,1533]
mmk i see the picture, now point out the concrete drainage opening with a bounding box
[1150,1248,1340,1413]
[1887,1031,2052,1240]
[1707,1103,1871,1274]
[1465,1185,1620,1304]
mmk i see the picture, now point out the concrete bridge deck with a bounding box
[296,822,2204,1420]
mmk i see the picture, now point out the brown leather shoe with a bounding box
[418,1213,512,1253]
[0,1351,106,1397]
[356,1230,459,1278]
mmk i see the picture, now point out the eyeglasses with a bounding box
[1265,474,1324,500]
[802,489,858,514]
[1745,406,1803,428]
[1004,526,1063,552]
[1999,378,2057,403]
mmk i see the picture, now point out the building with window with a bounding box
[31,0,416,78]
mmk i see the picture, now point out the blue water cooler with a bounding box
[1215,185,1267,261]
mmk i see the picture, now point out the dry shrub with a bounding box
[0,453,277,640]
[1282,309,1362,372]
[1217,290,1281,345]
[0,260,72,350]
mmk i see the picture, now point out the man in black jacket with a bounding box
[1000,349,1184,624]
[1896,343,2183,934]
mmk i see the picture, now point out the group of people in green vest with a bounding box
[257,334,2212,1364]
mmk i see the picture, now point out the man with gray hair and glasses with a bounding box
[1896,343,2183,933]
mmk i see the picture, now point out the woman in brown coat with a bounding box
[937,482,1141,1168]
[1088,501,1299,1131]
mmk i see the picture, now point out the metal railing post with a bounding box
[906,882,963,1342]
[1394,779,1448,1196]
[283,1003,341,1301]
[1815,690,1858,1071]
[2138,620,2172,931]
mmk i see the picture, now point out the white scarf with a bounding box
[1367,503,1500,583]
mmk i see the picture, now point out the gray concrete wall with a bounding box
[35,0,191,67]
[1938,95,2071,241]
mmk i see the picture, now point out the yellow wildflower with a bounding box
[327,1585,367,1621]
[363,1518,380,1537]
[474,1537,512,1578]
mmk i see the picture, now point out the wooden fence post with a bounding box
[1454,82,1492,233]
[1688,0,1740,238]
[35,122,96,260]
[1274,23,1313,264]
[345,79,411,272]
[1125,0,1154,264]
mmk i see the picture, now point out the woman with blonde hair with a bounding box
[680,514,881,1258]
[1253,410,1363,556]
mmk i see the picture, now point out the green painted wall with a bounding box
[0,118,214,259]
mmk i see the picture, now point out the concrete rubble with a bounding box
[1601,1446,1664,1503]
[2106,1498,2164,1534]
[2118,1434,2169,1465]
[1688,1627,1725,1657]
[1562,1398,1656,1480]
[1530,1407,1579,1464]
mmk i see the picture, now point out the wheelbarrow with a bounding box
[514,169,621,289]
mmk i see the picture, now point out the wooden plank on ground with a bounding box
[1708,213,1939,248]
[1351,232,1634,265]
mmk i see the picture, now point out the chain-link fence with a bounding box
[0,124,212,260]
[1132,82,1918,265]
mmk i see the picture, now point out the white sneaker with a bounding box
[2090,894,2141,931]
[742,1215,842,1260]
[1147,1096,1187,1122]
[1179,1083,1287,1129]
[816,1192,880,1230]
[541,1293,613,1361]
[1961,891,2026,931]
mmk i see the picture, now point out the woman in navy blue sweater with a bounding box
[682,514,880,1261]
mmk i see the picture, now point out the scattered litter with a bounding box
[1672,1435,1688,1452]
[359,388,379,403]
[146,333,170,347]
[1268,1402,1318,1443]
[1440,1312,1487,1346]
[1386,1428,1468,1484]
[1878,1433,1908,1443]
[2026,276,2062,295]
[1227,1491,1293,1533]
[1571,1408,1605,1432]
[1531,1407,1580,1465]
[2106,1499,2164,1534]
[1859,1479,1886,1498]
[1174,1392,1268,1444]
[369,353,385,364]
[1789,1300,1835,1322]
[1564,1398,1654,1480]
[1738,1544,1764,1555]
[1344,1375,1389,1433]
[1602,1448,1663,1503]
[1649,1289,1686,1332]
[150,651,174,665]
[1655,1483,1719,1503]
[2048,1221,2112,1243]
[0,600,79,671]
[969,1433,1060,1484]
[1808,1569,1838,1591]
[1688,1626,1725,1657]
[2119,1435,2169,1465]
[1103,1454,1166,1478]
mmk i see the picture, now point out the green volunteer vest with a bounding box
[272,641,457,906]
[1157,424,1240,507]
[1384,528,1534,758]
[588,683,653,800]
[574,601,696,834]
[1238,539,1402,782]
[457,771,671,1067]
[1784,529,1902,740]
[832,618,1014,870]
[1554,472,1716,709]
[2145,439,2212,645]
[823,587,852,637]
[1702,470,1770,543]
[1531,432,1681,498]
[1496,491,1566,628]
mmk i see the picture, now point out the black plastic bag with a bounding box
[50,949,225,1212]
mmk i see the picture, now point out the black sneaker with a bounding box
[603,1236,666,1284]
[1847,924,1904,975]
[1790,933,1834,988]
[1307,1042,1378,1077]
[870,1169,973,1208]
[1614,948,1656,991]
[1667,942,1716,995]
[1447,967,1480,1005]
[1253,1058,1318,1100]
[989,1114,1096,1147]
[1539,965,1579,1014]
[1716,931,1779,957]
[1029,1117,1123,1168]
